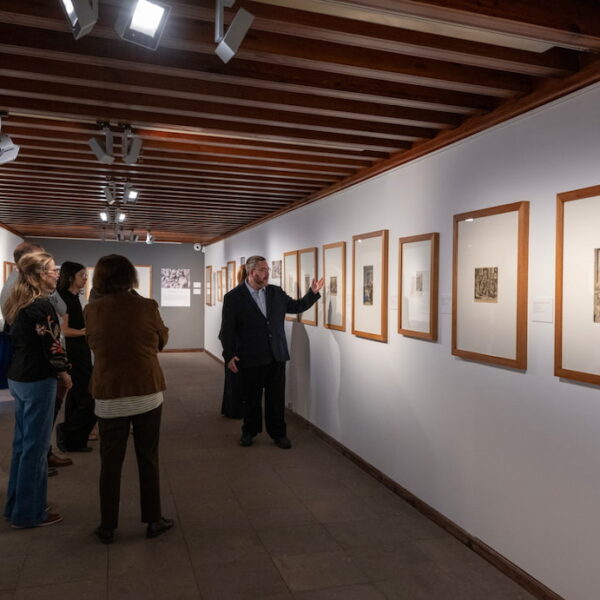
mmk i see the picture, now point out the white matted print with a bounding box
[283,250,298,322]
[227,261,236,292]
[453,202,529,369]
[352,230,388,342]
[161,268,191,307]
[221,266,228,294]
[323,241,345,331]
[298,247,317,326]
[399,233,438,340]
[134,265,152,299]
[205,266,212,306]
[556,185,600,384]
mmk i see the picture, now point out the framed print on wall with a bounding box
[3,261,16,283]
[398,233,439,340]
[298,247,317,326]
[453,201,529,369]
[205,266,212,306]
[217,269,223,302]
[555,184,600,384]
[352,230,389,342]
[323,241,346,331]
[221,266,228,294]
[227,260,236,292]
[134,265,152,298]
[283,250,299,322]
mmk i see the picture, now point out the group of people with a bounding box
[1,243,173,543]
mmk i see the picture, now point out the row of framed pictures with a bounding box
[206,183,600,386]
[205,261,237,306]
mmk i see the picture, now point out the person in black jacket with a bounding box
[219,255,323,449]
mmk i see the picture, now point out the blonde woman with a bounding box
[2,252,72,528]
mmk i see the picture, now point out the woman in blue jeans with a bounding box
[2,252,72,528]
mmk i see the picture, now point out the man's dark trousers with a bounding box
[240,361,286,439]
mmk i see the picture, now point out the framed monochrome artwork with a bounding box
[3,261,16,283]
[352,230,389,342]
[398,233,439,340]
[221,266,228,294]
[217,269,223,302]
[227,260,236,292]
[283,250,299,321]
[271,259,282,285]
[205,266,212,306]
[555,184,600,384]
[453,201,529,369]
[298,247,317,326]
[134,265,152,298]
[323,241,346,331]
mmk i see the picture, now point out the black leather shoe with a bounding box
[94,526,114,544]
[274,436,292,449]
[146,517,174,539]
[239,434,253,447]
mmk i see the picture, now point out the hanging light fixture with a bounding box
[115,0,171,51]
[214,0,254,63]
[59,0,98,39]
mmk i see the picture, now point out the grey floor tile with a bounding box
[373,568,474,600]
[108,573,200,600]
[324,517,411,549]
[303,496,379,523]
[186,530,268,566]
[294,583,388,599]
[14,579,106,600]
[257,522,341,557]
[0,555,25,591]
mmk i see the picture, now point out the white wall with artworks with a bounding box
[204,82,600,600]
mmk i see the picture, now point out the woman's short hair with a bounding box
[57,261,86,292]
[93,255,138,295]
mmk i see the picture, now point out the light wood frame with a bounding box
[398,232,439,341]
[205,265,213,306]
[221,266,228,294]
[283,250,299,322]
[217,269,223,302]
[323,241,346,331]
[227,260,236,292]
[555,184,600,384]
[298,246,318,326]
[3,261,16,283]
[452,201,529,369]
[352,229,389,342]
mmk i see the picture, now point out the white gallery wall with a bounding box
[205,82,600,600]
[0,226,23,329]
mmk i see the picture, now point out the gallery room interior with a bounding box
[1,1,600,599]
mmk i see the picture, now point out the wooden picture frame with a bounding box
[84,267,95,301]
[398,233,439,341]
[221,266,228,294]
[352,230,389,342]
[283,250,299,322]
[555,184,600,384]
[323,241,346,331]
[298,247,317,326]
[452,202,529,369]
[134,265,152,298]
[205,265,213,306]
[227,260,236,292]
[3,261,16,283]
[217,269,223,302]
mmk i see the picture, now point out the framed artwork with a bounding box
[352,230,389,342]
[298,247,317,326]
[555,184,600,384]
[221,266,228,294]
[283,250,299,322]
[453,201,529,369]
[205,266,212,306]
[84,267,95,301]
[227,260,236,292]
[272,259,282,281]
[323,241,346,331]
[3,261,16,283]
[398,233,439,340]
[134,265,152,298]
[217,269,223,302]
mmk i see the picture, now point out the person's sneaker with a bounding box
[11,513,63,529]
[239,434,253,447]
[146,517,174,538]
[94,526,114,544]
[274,436,292,449]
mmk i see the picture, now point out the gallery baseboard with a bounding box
[201,349,561,600]
[286,409,564,600]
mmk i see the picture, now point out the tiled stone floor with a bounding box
[0,353,535,599]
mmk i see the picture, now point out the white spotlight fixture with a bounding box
[99,210,108,222]
[146,231,155,244]
[59,0,98,39]
[102,183,116,204]
[88,124,114,164]
[0,115,20,165]
[116,209,127,223]
[214,0,254,64]
[123,182,139,204]
[122,126,142,165]
[115,0,171,51]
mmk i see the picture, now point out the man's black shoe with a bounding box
[239,434,253,447]
[94,526,114,544]
[146,517,174,539]
[274,436,292,449]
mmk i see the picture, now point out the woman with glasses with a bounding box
[2,252,72,528]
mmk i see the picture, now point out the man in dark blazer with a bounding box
[220,255,323,449]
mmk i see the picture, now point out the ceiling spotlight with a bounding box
[123,182,139,203]
[117,230,126,242]
[59,0,98,39]
[103,184,116,204]
[122,126,142,165]
[115,0,171,51]
[117,209,127,223]
[145,231,154,244]
[0,115,20,165]
[99,211,108,222]
[214,0,254,64]
[129,230,139,243]
[88,124,114,164]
